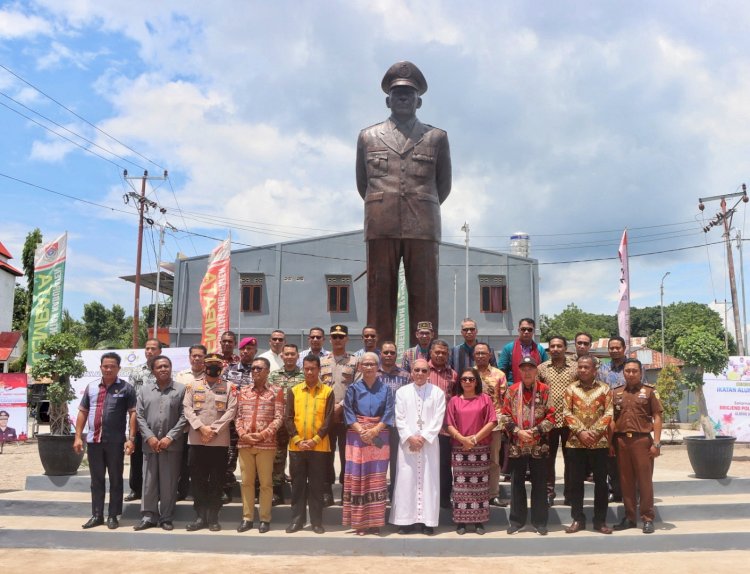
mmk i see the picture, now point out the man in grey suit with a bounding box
[356,61,452,345]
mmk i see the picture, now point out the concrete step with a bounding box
[0,515,749,556]
[1,488,747,525]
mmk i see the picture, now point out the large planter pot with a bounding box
[684,435,736,479]
[37,433,85,476]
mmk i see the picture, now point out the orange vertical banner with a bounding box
[199,238,231,353]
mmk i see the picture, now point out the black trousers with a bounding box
[224,421,239,491]
[608,448,622,499]
[388,424,400,497]
[87,441,125,518]
[568,448,609,526]
[438,434,453,505]
[289,450,327,527]
[177,442,190,499]
[325,422,347,493]
[128,431,143,495]
[189,445,228,522]
[546,427,570,500]
[509,455,548,528]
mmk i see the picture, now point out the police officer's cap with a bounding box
[330,324,349,336]
[205,353,223,365]
[381,61,428,95]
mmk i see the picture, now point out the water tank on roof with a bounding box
[510,232,530,257]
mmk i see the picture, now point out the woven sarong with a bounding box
[451,443,491,523]
[342,416,390,529]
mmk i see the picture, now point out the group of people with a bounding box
[72,317,662,537]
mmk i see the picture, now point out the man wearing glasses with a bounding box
[260,330,286,373]
[297,327,330,368]
[450,318,497,373]
[498,318,549,385]
[320,324,358,505]
[573,332,599,365]
[378,341,410,496]
[401,321,434,373]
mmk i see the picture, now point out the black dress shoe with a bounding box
[107,516,119,530]
[160,521,174,531]
[271,493,283,506]
[259,521,270,533]
[397,525,414,535]
[220,492,232,504]
[535,526,548,536]
[312,525,325,534]
[456,523,467,535]
[186,517,207,531]
[237,519,254,533]
[489,497,509,507]
[642,521,655,534]
[82,515,104,529]
[285,523,303,533]
[507,524,522,534]
[613,518,637,531]
[133,519,156,531]
[422,525,434,535]
[124,491,140,502]
[208,522,221,532]
[322,493,334,507]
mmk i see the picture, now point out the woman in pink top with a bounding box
[445,368,498,535]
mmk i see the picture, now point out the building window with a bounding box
[479,275,507,313]
[327,275,351,313]
[240,274,264,313]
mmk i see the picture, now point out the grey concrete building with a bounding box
[170,230,539,353]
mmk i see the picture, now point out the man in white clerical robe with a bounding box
[390,358,446,534]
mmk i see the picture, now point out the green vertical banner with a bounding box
[27,233,67,367]
[395,260,409,356]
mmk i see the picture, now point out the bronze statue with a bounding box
[356,61,452,345]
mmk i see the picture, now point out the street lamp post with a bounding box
[660,271,671,357]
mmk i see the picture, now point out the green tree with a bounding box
[655,363,684,442]
[630,306,663,338]
[673,328,729,439]
[30,333,86,435]
[81,302,133,349]
[647,302,734,355]
[540,303,616,341]
[9,228,42,371]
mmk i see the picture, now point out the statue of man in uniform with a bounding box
[356,61,452,345]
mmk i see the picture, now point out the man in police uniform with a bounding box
[183,353,237,532]
[356,61,451,345]
[320,324,357,505]
[611,358,663,534]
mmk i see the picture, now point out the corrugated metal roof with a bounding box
[0,331,22,362]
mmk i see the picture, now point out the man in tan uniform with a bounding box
[611,358,663,534]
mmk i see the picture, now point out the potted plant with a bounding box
[673,328,735,479]
[30,333,86,475]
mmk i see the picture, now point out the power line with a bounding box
[0,63,166,171]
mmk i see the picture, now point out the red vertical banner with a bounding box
[199,238,231,353]
[617,229,630,349]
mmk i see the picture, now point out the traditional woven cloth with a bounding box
[451,444,491,523]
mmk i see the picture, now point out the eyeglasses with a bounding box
[309,335,323,340]
[461,327,476,332]
[331,334,346,339]
[271,337,285,342]
[519,327,534,333]
[413,368,429,373]
[381,350,396,355]
[250,366,265,372]
[361,362,378,368]
[363,334,377,339]
[576,340,591,346]
[460,376,476,382]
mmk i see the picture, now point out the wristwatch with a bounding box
[653,442,661,448]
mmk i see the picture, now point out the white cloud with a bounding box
[0,7,51,39]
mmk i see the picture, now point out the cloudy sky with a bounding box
[3,0,750,330]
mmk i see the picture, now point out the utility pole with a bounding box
[124,169,168,348]
[699,186,749,355]
[660,271,670,357]
[461,222,470,319]
[737,230,748,353]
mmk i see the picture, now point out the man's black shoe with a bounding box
[133,519,156,531]
[285,522,303,533]
[489,497,508,507]
[124,491,140,502]
[220,491,232,505]
[208,522,221,532]
[272,493,284,506]
[397,525,414,535]
[106,516,119,530]
[536,526,548,536]
[259,521,271,533]
[82,515,104,529]
[237,520,254,533]
[322,493,334,507]
[313,525,325,534]
[613,518,637,531]
[642,521,655,534]
[160,521,174,531]
[422,525,434,535]
[506,524,522,534]
[186,517,207,531]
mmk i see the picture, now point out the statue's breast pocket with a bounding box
[409,146,435,178]
[366,151,389,178]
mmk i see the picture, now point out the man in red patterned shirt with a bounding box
[235,357,284,534]
[500,356,555,535]
[563,355,614,534]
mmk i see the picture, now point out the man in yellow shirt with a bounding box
[285,355,334,534]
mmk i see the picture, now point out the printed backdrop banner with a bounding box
[27,232,67,367]
[68,347,191,427]
[702,356,750,442]
[0,373,29,441]
[199,238,231,353]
